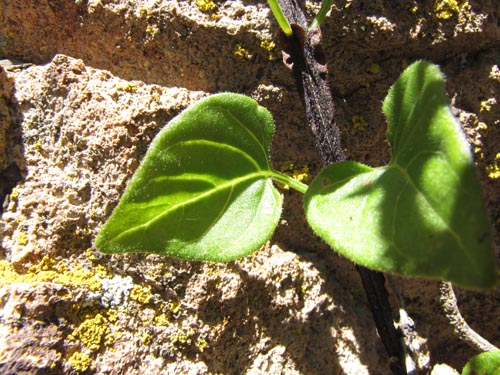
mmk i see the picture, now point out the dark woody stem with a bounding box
[275,1,406,373]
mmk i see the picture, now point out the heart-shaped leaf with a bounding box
[305,61,498,289]
[462,351,500,375]
[95,93,283,262]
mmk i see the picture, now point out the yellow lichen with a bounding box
[352,115,368,130]
[489,65,500,81]
[171,328,195,348]
[367,63,381,74]
[476,121,488,133]
[473,146,484,159]
[260,39,277,61]
[67,352,92,372]
[486,154,500,179]
[195,0,217,13]
[154,313,170,326]
[70,313,110,352]
[137,7,148,17]
[486,164,500,179]
[480,98,496,112]
[234,44,251,60]
[9,187,19,200]
[0,257,102,292]
[142,333,152,345]
[116,82,137,93]
[196,337,210,352]
[85,248,97,261]
[16,232,28,246]
[130,285,153,304]
[168,300,181,314]
[433,0,460,20]
[292,165,310,183]
[279,161,311,189]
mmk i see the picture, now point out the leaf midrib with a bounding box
[390,163,479,274]
[107,170,276,244]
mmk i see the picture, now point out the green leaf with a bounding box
[95,93,284,262]
[304,61,498,289]
[462,351,500,375]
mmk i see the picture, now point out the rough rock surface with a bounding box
[0,1,499,374]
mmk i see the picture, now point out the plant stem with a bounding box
[273,2,407,373]
[439,281,499,352]
[271,171,309,194]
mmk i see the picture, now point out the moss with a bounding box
[67,351,92,372]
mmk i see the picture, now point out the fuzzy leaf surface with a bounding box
[305,61,497,289]
[95,93,283,262]
[462,351,500,375]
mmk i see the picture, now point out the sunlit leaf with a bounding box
[462,351,500,375]
[95,93,284,262]
[305,61,498,289]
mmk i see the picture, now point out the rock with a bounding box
[0,1,499,374]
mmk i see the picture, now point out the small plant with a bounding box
[95,1,499,373]
[95,61,497,290]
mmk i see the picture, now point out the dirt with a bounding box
[0,1,499,374]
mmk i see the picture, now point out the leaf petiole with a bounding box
[270,171,308,194]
